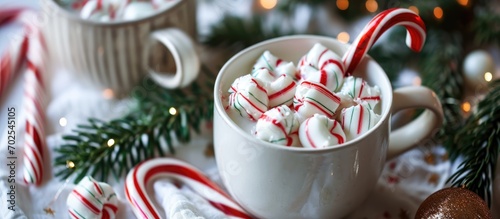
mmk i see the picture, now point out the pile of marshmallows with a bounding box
[61,0,179,21]
[226,43,382,148]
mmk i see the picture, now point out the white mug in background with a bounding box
[40,0,199,97]
[213,35,444,218]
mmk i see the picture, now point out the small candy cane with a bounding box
[342,8,426,76]
[0,8,29,96]
[125,158,252,219]
[0,9,48,186]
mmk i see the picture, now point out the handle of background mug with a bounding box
[387,86,444,160]
[143,28,200,88]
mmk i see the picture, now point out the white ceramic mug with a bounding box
[40,0,199,97]
[213,35,444,218]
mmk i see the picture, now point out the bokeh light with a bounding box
[337,32,350,43]
[337,0,349,10]
[433,7,443,19]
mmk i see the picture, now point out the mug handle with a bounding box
[387,86,444,159]
[143,28,200,88]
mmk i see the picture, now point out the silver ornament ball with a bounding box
[462,50,495,89]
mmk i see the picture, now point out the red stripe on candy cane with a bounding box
[343,8,426,76]
[0,9,48,186]
[125,158,252,219]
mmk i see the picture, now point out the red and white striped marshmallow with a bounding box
[293,80,341,121]
[298,43,345,92]
[227,75,268,121]
[251,50,298,80]
[125,158,251,219]
[338,76,381,110]
[67,176,119,219]
[299,114,346,149]
[254,105,300,146]
[80,0,125,21]
[343,8,426,76]
[341,102,381,141]
[267,74,297,108]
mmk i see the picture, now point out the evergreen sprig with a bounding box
[448,80,500,206]
[472,11,500,46]
[54,66,215,183]
[419,30,465,159]
[202,14,294,51]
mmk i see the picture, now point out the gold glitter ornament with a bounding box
[415,187,492,219]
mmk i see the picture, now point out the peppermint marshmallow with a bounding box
[299,114,346,148]
[227,75,268,121]
[267,74,297,108]
[339,76,381,109]
[341,102,381,140]
[252,51,298,80]
[123,2,156,21]
[80,0,121,21]
[298,43,345,92]
[254,105,300,146]
[293,80,341,121]
[67,176,119,219]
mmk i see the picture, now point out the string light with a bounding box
[457,0,468,6]
[103,88,114,99]
[484,72,493,82]
[59,117,68,127]
[107,139,115,147]
[462,101,471,113]
[337,32,350,43]
[408,6,419,15]
[336,0,349,10]
[365,0,378,13]
[169,107,177,115]
[66,160,75,169]
[259,0,277,10]
[433,7,443,20]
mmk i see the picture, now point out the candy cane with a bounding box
[125,158,252,219]
[0,8,29,96]
[342,8,426,76]
[0,9,48,186]
[67,176,119,219]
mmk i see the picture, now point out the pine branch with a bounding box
[472,10,500,46]
[368,28,414,83]
[202,14,294,50]
[419,29,465,159]
[448,80,500,206]
[54,66,215,183]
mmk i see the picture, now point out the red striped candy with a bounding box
[343,8,426,76]
[67,176,119,219]
[254,105,300,146]
[293,80,341,121]
[299,114,346,149]
[125,158,252,219]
